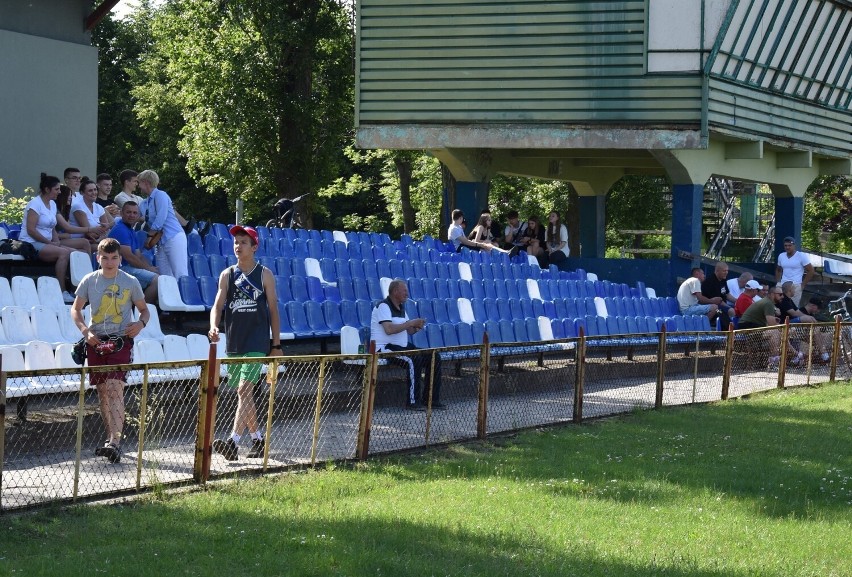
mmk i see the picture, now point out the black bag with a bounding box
[0,238,38,261]
[549,249,568,264]
[72,338,87,365]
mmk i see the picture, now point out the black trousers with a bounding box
[384,343,443,404]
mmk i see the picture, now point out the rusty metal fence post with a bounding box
[261,358,279,472]
[195,343,219,484]
[477,332,490,439]
[830,317,841,382]
[573,330,585,423]
[721,325,735,400]
[655,325,667,409]
[778,320,790,389]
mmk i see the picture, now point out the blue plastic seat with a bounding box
[323,285,341,303]
[537,280,552,301]
[413,261,427,279]
[269,227,284,241]
[210,222,230,239]
[337,277,356,302]
[417,299,436,323]
[432,298,450,324]
[353,280,371,301]
[334,258,351,280]
[198,275,218,308]
[483,297,500,320]
[485,320,502,343]
[550,318,566,339]
[376,259,391,280]
[273,275,293,303]
[514,279,529,299]
[362,259,378,280]
[445,298,462,324]
[520,298,535,319]
[219,237,234,256]
[291,258,306,279]
[411,327,430,349]
[440,322,460,347]
[320,239,335,260]
[447,262,461,281]
[509,298,524,320]
[470,281,486,300]
[366,277,384,301]
[349,259,366,279]
[177,276,206,309]
[470,321,486,344]
[189,253,212,278]
[292,238,309,259]
[207,254,227,276]
[496,298,512,320]
[347,240,362,260]
[407,278,424,300]
[494,279,509,300]
[491,263,506,281]
[511,318,528,342]
[457,322,475,346]
[401,260,416,280]
[334,241,348,260]
[302,300,333,336]
[290,275,309,302]
[424,261,438,280]
[424,323,443,349]
[296,229,310,242]
[306,276,325,302]
[447,279,461,299]
[277,238,294,258]
[459,280,473,299]
[258,256,276,273]
[285,301,314,337]
[388,259,404,280]
[356,299,373,329]
[322,300,345,332]
[204,234,221,256]
[498,319,516,343]
[554,298,569,319]
[420,278,437,300]
[541,300,554,318]
[525,318,542,341]
[434,278,450,299]
[470,298,487,323]
[340,299,360,328]
[186,232,203,255]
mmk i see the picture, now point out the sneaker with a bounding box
[247,438,265,459]
[792,352,805,366]
[430,401,448,410]
[405,402,426,412]
[95,441,121,464]
[767,356,780,369]
[62,291,75,304]
[213,438,238,461]
[182,215,197,236]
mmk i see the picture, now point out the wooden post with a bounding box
[73,368,87,502]
[0,357,6,510]
[196,343,219,484]
[424,350,437,446]
[721,324,735,400]
[136,366,150,490]
[477,332,490,439]
[356,340,378,460]
[573,328,585,423]
[829,316,841,382]
[309,358,327,467]
[262,358,279,472]
[655,325,666,409]
[777,320,790,389]
[805,324,815,386]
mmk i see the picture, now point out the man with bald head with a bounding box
[726,271,753,302]
[701,262,734,329]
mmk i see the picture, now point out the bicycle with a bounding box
[827,290,852,371]
[266,193,310,229]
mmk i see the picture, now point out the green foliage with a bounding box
[803,176,852,252]
[133,0,354,225]
[0,179,31,224]
[605,176,671,259]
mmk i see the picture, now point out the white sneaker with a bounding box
[62,291,75,304]
[767,356,780,368]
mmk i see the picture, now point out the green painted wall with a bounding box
[357,0,702,126]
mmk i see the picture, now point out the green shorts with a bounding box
[226,352,266,386]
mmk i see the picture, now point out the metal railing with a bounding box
[1,320,848,511]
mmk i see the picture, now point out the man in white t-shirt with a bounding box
[725,272,753,301]
[370,279,444,410]
[776,236,814,307]
[676,267,719,322]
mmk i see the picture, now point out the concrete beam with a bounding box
[725,140,763,160]
[819,158,852,175]
[776,150,812,169]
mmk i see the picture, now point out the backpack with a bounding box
[0,238,38,261]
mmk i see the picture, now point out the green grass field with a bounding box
[2,383,850,577]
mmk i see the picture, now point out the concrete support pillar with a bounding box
[670,183,704,291]
[578,195,606,258]
[773,195,804,255]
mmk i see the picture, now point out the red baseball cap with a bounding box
[229,225,259,246]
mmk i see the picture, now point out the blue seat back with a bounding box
[189,254,212,278]
[512,318,528,342]
[290,275,309,302]
[306,276,324,302]
[445,298,462,324]
[286,301,311,333]
[418,299,436,323]
[340,299,360,327]
[457,322,475,346]
[432,298,450,324]
[356,299,373,328]
[426,323,444,348]
[304,300,331,332]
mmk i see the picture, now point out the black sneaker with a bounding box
[430,401,448,410]
[95,441,121,464]
[405,402,427,412]
[247,438,265,459]
[213,438,238,461]
[182,216,197,235]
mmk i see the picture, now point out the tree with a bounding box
[133,0,354,225]
[803,176,852,252]
[605,176,671,258]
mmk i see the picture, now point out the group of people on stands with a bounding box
[676,237,830,365]
[447,207,570,267]
[20,168,194,303]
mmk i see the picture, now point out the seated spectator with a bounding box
[108,201,159,303]
[448,209,489,252]
[95,173,120,217]
[55,184,104,251]
[701,262,735,329]
[71,177,115,251]
[726,272,753,301]
[503,210,525,250]
[113,169,144,209]
[739,286,804,366]
[734,280,762,318]
[544,210,569,264]
[516,216,545,260]
[792,296,831,362]
[470,214,509,253]
[778,281,817,323]
[138,169,189,278]
[676,267,719,322]
[753,284,769,302]
[370,279,443,410]
[19,173,88,302]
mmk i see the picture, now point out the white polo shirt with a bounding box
[778,251,811,284]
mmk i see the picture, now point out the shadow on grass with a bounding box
[3,503,767,577]
[383,391,852,521]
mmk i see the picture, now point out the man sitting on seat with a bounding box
[677,267,719,323]
[726,272,753,301]
[739,285,804,366]
[107,201,159,303]
[701,262,735,329]
[370,279,444,410]
[734,279,762,318]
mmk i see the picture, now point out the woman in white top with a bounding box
[545,210,569,264]
[19,174,88,302]
[55,184,104,250]
[71,178,114,250]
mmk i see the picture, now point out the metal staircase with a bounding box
[704,178,738,260]
[752,214,775,263]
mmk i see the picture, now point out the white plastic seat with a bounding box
[332,230,348,245]
[37,277,67,314]
[305,257,335,287]
[527,254,540,267]
[526,278,542,301]
[70,251,94,286]
[340,325,365,366]
[0,306,36,349]
[457,298,475,324]
[158,275,205,312]
[458,262,473,282]
[0,316,17,348]
[0,276,14,308]
[30,305,67,348]
[24,340,79,393]
[645,287,657,299]
[129,339,179,384]
[134,304,166,343]
[186,332,227,377]
[593,296,608,318]
[162,334,201,380]
[0,346,31,398]
[54,342,87,391]
[11,276,39,310]
[586,272,598,281]
[379,277,392,299]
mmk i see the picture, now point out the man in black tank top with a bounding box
[209,225,282,461]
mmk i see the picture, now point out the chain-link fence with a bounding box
[2,322,848,511]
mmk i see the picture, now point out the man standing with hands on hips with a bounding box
[209,225,282,461]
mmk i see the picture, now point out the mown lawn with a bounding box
[2,383,850,577]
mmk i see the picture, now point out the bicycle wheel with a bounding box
[266,218,279,229]
[839,325,852,374]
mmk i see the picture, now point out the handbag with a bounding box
[144,229,163,249]
[72,338,87,365]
